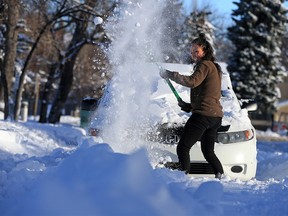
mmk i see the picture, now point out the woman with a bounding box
[159,34,224,179]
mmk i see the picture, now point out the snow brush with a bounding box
[164,78,182,102]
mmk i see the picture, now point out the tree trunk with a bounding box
[48,0,96,123]
[39,63,58,123]
[1,0,20,120]
[13,21,52,121]
[48,55,77,123]
[0,57,9,117]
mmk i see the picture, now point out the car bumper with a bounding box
[157,139,257,181]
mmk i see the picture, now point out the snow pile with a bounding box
[0,122,223,216]
[0,118,288,215]
[256,128,288,141]
[0,121,81,156]
[219,66,253,131]
[0,0,288,215]
[257,138,288,181]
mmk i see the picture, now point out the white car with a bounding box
[90,62,257,181]
[147,63,257,181]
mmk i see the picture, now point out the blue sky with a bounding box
[183,0,238,15]
[184,0,288,14]
[182,0,239,25]
[183,0,288,24]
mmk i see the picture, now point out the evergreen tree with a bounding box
[227,0,287,118]
[179,8,215,64]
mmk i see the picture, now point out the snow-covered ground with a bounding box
[0,116,288,216]
[1,0,288,215]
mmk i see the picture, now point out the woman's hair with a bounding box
[192,33,221,71]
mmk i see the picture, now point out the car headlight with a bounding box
[217,129,254,144]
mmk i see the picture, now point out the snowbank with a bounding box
[0,120,288,215]
[0,125,223,216]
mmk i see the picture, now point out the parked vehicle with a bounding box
[91,62,258,181]
[146,63,257,181]
[272,112,288,136]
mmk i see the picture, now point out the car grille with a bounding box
[164,162,214,174]
[189,163,214,174]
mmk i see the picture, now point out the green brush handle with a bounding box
[165,78,182,102]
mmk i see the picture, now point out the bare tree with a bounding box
[0,0,5,107]
[46,0,114,123]
[13,0,108,121]
[38,61,59,123]
[47,0,95,123]
[0,0,116,122]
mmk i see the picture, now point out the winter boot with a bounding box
[215,172,224,180]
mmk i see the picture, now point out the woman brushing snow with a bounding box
[160,33,224,179]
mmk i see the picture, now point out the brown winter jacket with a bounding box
[169,60,223,118]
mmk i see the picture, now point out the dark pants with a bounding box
[176,113,224,175]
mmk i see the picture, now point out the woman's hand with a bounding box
[178,99,191,113]
[159,69,174,79]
